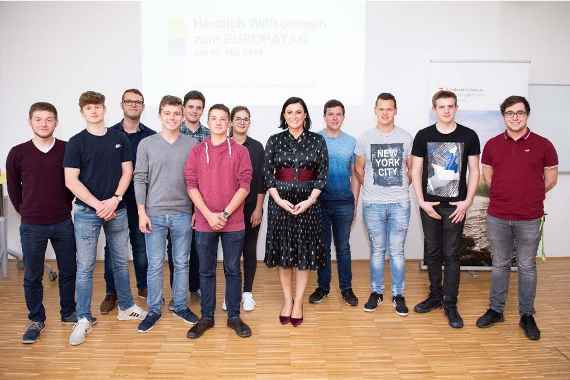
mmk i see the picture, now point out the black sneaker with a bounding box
[392,295,409,316]
[363,292,383,312]
[22,321,45,344]
[227,318,252,338]
[173,308,199,325]
[341,288,358,306]
[519,314,540,340]
[414,296,442,313]
[476,309,504,328]
[168,299,175,312]
[137,312,161,333]
[62,314,97,325]
[444,306,464,329]
[309,287,329,304]
[61,312,78,324]
[187,318,215,339]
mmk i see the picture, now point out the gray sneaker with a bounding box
[22,321,45,344]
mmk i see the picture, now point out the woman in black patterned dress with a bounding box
[264,97,328,326]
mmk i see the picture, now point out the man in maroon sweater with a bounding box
[184,104,252,339]
[6,102,77,344]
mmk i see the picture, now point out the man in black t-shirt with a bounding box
[410,90,480,329]
[63,91,147,346]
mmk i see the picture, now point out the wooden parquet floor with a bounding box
[0,259,569,380]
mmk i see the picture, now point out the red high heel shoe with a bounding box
[290,305,303,327]
[279,300,294,325]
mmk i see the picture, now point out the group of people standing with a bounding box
[6,88,557,347]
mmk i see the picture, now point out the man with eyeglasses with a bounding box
[476,96,558,341]
[99,89,156,315]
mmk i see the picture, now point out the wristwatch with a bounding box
[114,193,123,202]
[222,209,231,220]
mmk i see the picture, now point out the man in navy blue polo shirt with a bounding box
[476,96,558,341]
[99,89,156,315]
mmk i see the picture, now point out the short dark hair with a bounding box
[279,97,312,130]
[500,95,531,115]
[79,91,105,109]
[158,95,182,113]
[122,88,144,103]
[29,102,58,120]
[323,99,345,116]
[375,93,397,108]
[432,90,457,108]
[183,90,206,108]
[208,103,230,119]
[230,105,251,121]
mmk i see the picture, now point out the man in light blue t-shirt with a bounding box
[309,99,359,306]
[354,93,412,316]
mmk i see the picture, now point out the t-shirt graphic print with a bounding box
[371,143,404,187]
[426,142,463,198]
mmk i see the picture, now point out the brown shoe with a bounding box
[100,294,117,314]
[137,288,147,299]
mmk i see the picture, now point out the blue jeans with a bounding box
[487,215,541,316]
[363,201,410,296]
[195,230,245,320]
[20,219,76,322]
[74,205,134,319]
[103,201,147,294]
[145,212,192,315]
[318,201,354,292]
[167,230,200,292]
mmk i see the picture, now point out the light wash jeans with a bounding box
[487,215,541,316]
[145,212,192,315]
[74,205,134,319]
[363,200,410,296]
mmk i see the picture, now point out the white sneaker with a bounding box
[242,292,256,311]
[69,318,92,346]
[117,304,148,321]
[222,300,227,311]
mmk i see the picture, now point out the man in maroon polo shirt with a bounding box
[476,95,558,341]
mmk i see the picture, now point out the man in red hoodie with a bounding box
[184,104,253,339]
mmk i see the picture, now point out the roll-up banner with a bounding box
[424,60,530,271]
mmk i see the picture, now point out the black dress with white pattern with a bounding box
[263,130,328,270]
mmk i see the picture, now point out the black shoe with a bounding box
[476,309,504,328]
[341,288,358,306]
[61,313,97,325]
[227,318,252,338]
[186,318,214,339]
[173,308,199,325]
[137,312,161,333]
[414,296,442,313]
[392,295,409,316]
[309,287,329,304]
[22,321,45,344]
[363,292,383,312]
[444,306,464,329]
[519,314,541,340]
[61,312,78,324]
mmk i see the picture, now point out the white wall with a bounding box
[1,2,569,260]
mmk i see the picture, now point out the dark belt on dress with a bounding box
[276,168,316,182]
